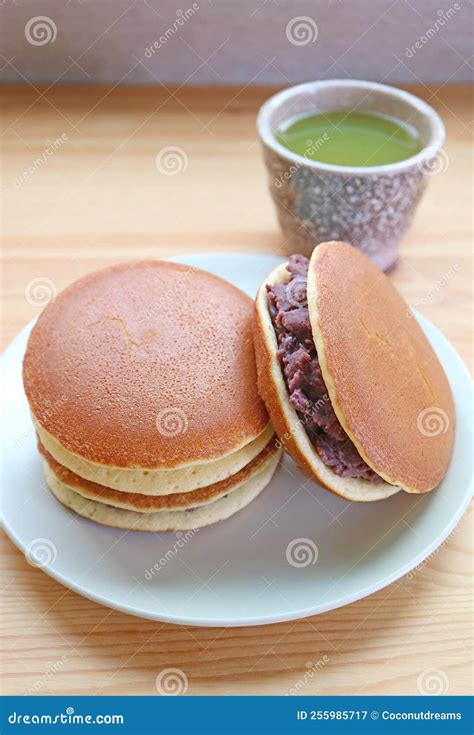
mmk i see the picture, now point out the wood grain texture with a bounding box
[1,84,472,696]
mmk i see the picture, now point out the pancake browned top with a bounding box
[23,261,268,468]
[307,242,455,493]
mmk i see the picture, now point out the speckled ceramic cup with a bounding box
[257,80,445,271]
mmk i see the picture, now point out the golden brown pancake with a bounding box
[39,436,279,512]
[43,450,281,532]
[307,241,455,493]
[254,243,455,500]
[34,420,274,496]
[23,260,269,470]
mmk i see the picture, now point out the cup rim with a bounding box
[257,79,446,176]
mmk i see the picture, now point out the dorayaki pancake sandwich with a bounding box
[23,260,281,530]
[254,241,455,501]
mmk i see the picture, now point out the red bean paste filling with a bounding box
[267,254,382,483]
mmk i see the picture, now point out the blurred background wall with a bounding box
[0,0,472,86]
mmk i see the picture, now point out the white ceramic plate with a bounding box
[1,253,472,627]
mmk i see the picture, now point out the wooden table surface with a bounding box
[1,84,472,696]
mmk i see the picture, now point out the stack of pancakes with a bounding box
[23,261,281,531]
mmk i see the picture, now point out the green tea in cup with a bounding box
[258,80,445,271]
[276,109,423,167]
